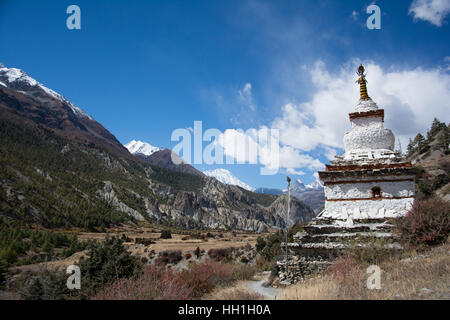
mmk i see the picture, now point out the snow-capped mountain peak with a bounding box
[290,179,306,192]
[203,168,255,191]
[306,180,323,190]
[285,178,323,193]
[0,63,92,120]
[125,140,161,156]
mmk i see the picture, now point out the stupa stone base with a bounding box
[278,215,403,284]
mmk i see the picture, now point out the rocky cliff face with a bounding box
[123,176,316,232]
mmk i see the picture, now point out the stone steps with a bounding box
[287,241,402,250]
[302,220,395,236]
[292,232,395,245]
[276,216,403,284]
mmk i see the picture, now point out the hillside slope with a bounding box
[406,119,449,202]
[136,149,205,177]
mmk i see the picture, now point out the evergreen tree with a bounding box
[427,118,445,140]
[256,236,266,252]
[407,138,415,156]
[414,133,426,150]
[436,124,450,151]
[78,237,141,295]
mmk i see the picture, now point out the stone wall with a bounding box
[322,198,413,219]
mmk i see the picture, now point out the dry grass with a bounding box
[203,281,264,300]
[276,276,339,300]
[78,225,259,255]
[10,225,259,276]
[277,242,450,300]
[9,250,88,274]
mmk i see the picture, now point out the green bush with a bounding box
[18,269,71,300]
[78,237,141,295]
[260,231,283,261]
[240,256,249,264]
[417,180,433,197]
[255,236,266,252]
[0,260,6,288]
[160,230,172,239]
[194,247,201,258]
[0,247,18,265]
[41,241,54,255]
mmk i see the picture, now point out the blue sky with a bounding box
[1,0,449,189]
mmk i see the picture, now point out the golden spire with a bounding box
[356,64,370,100]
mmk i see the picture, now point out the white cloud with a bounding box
[216,127,324,175]
[287,168,305,175]
[277,145,324,171]
[409,0,450,26]
[444,56,450,71]
[271,60,450,154]
[238,82,256,111]
[217,128,260,164]
[323,146,338,160]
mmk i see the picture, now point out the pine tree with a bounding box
[407,138,415,156]
[428,118,444,140]
[414,133,426,151]
[436,124,450,151]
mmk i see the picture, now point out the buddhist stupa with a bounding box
[317,64,415,221]
[280,65,417,283]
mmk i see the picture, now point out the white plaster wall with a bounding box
[321,175,415,184]
[325,180,415,199]
[351,116,382,128]
[322,197,414,219]
[343,116,395,152]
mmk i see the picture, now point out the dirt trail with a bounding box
[245,275,279,299]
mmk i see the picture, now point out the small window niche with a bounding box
[371,187,382,199]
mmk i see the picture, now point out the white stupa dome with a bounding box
[342,65,396,160]
[344,120,395,153]
[354,99,378,112]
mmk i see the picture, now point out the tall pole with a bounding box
[286,176,291,274]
